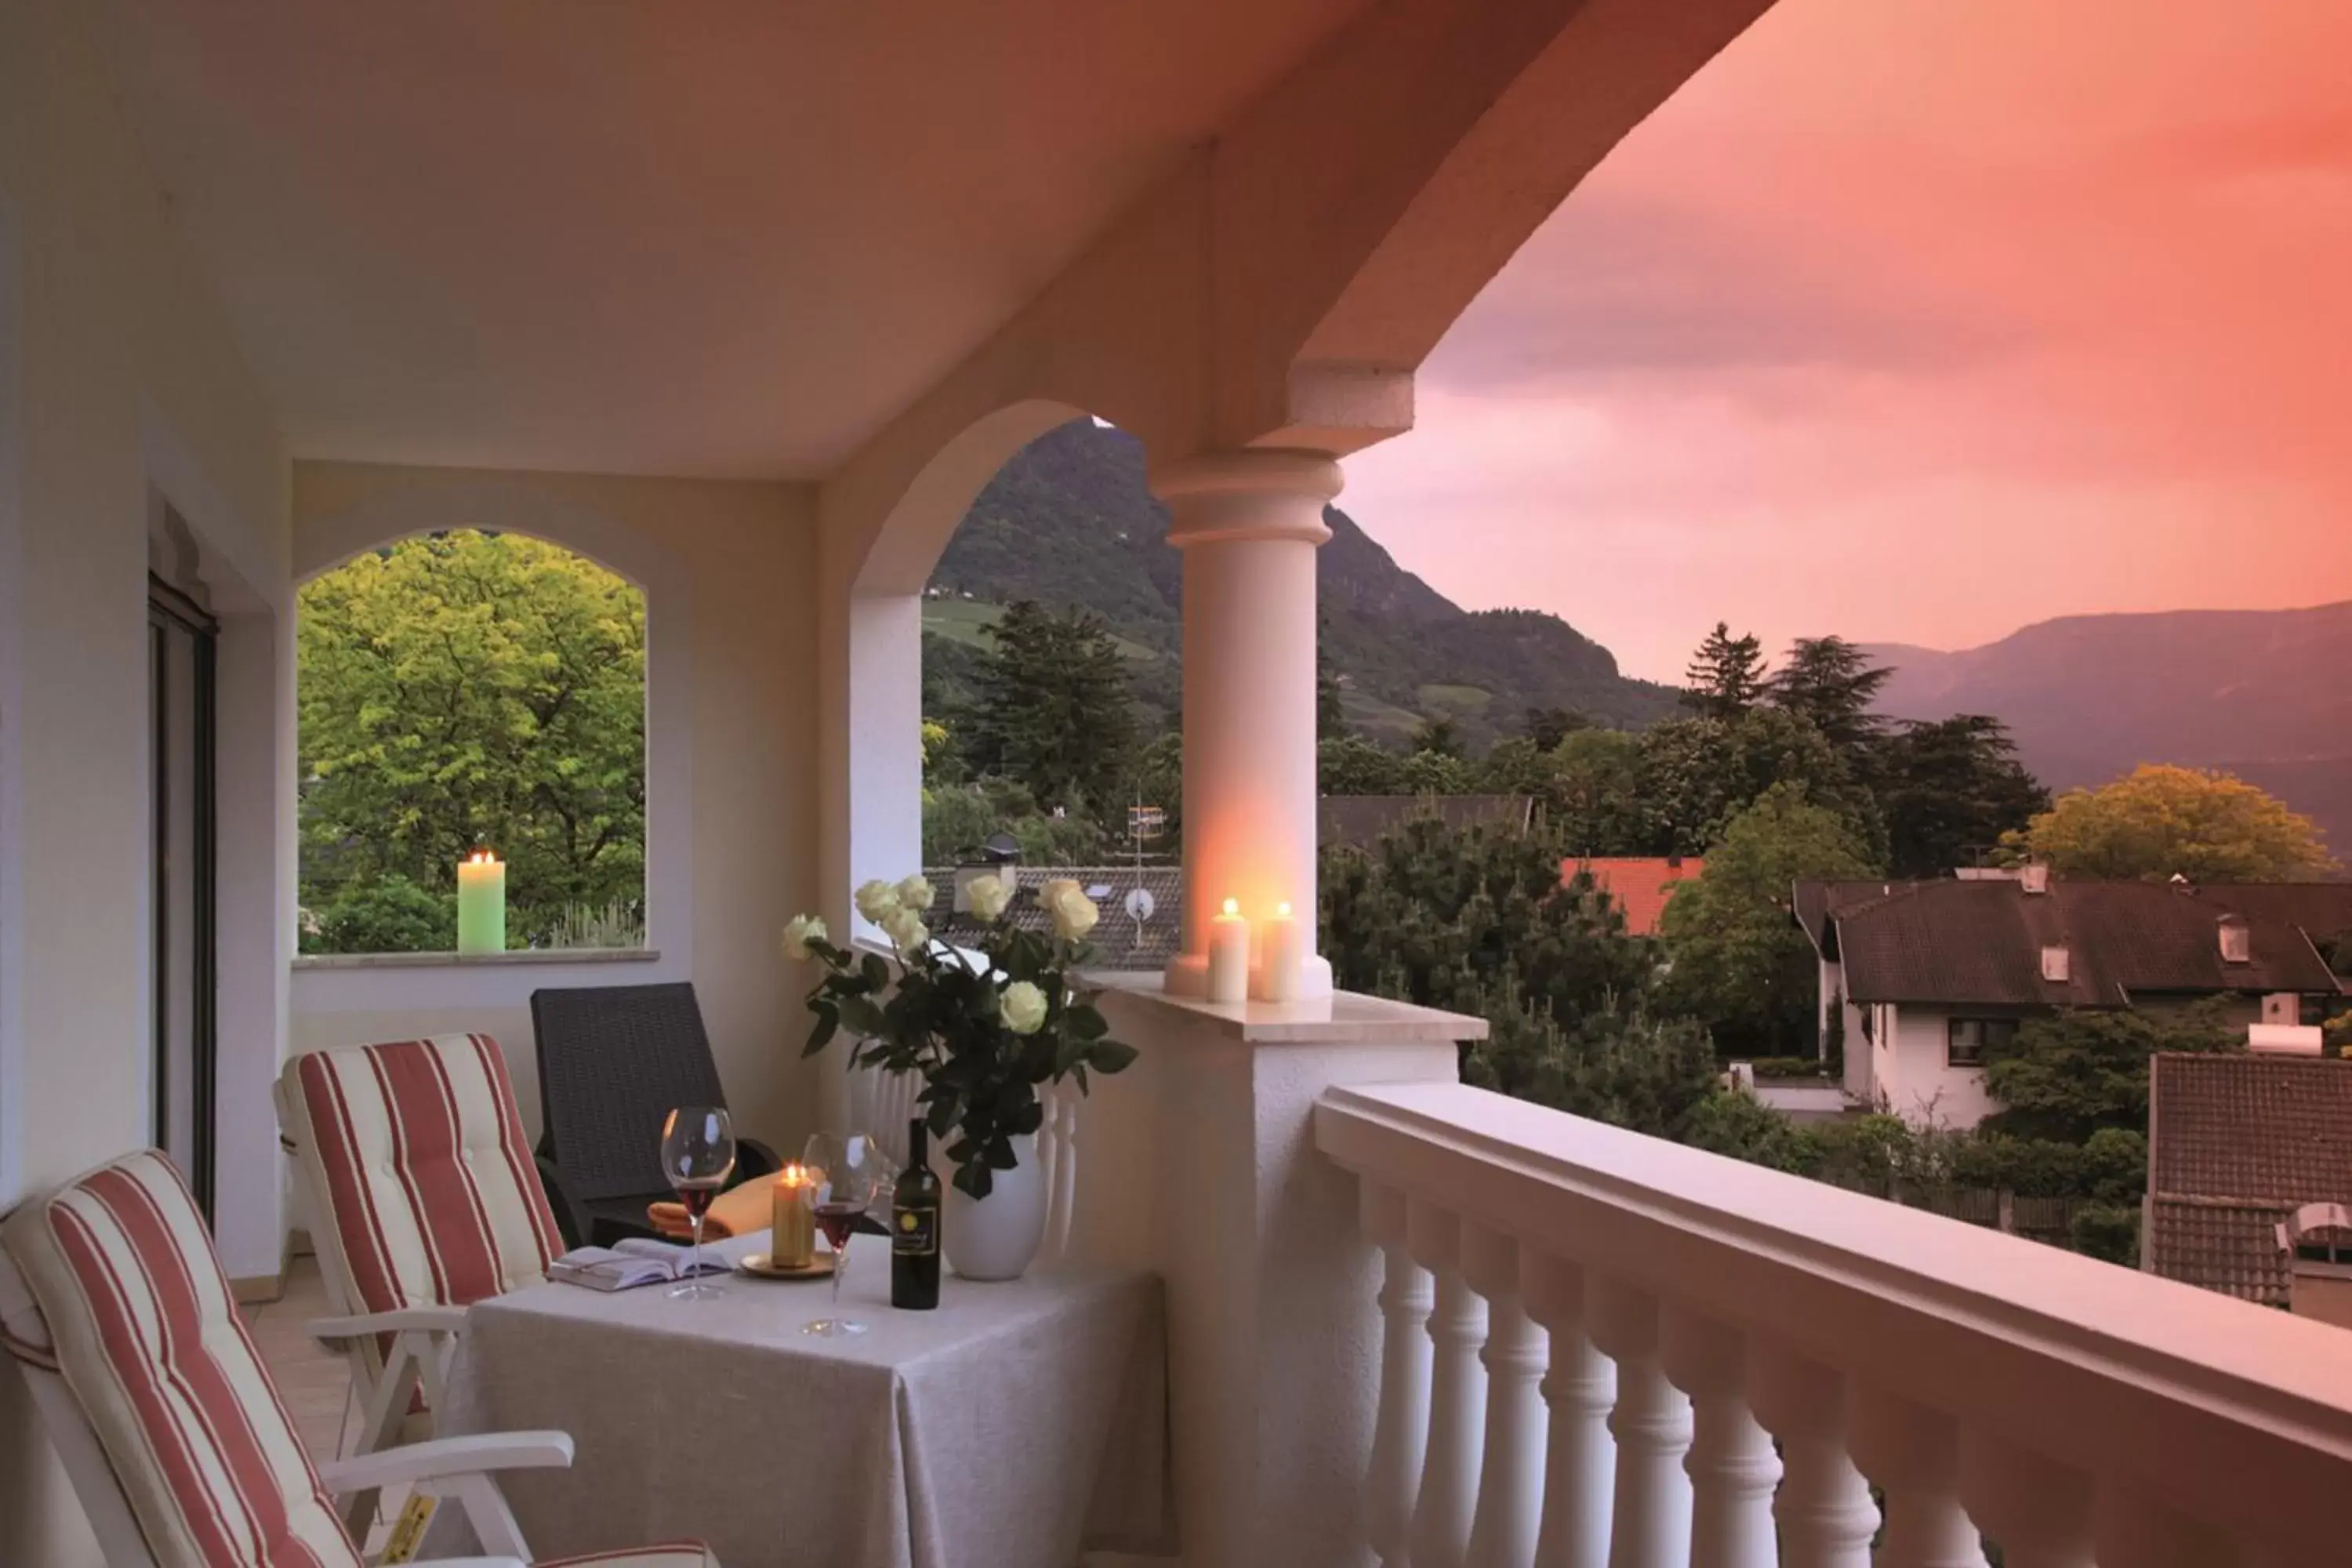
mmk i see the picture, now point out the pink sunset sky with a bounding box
[1343,0,2352,684]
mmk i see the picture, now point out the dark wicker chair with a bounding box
[529,982,781,1247]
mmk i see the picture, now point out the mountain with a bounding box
[927,419,1678,745]
[1864,603,2352,861]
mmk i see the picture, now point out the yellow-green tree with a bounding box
[298,531,646,949]
[1998,764,2336,883]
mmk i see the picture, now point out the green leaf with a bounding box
[861,952,890,992]
[1065,1004,1109,1042]
[1087,1039,1139,1074]
[801,1003,840,1058]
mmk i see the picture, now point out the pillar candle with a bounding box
[456,851,506,955]
[1255,901,1304,1004]
[1207,898,1250,1005]
[771,1164,815,1268]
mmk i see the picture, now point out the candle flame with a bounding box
[466,849,498,864]
[1221,897,1240,917]
[1277,901,1292,917]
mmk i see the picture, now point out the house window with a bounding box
[1947,1017,2016,1068]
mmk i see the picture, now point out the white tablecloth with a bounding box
[428,1236,1169,1568]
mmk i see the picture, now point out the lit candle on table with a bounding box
[1255,901,1304,1004]
[772,1163,816,1268]
[1207,897,1250,1004]
[456,850,506,955]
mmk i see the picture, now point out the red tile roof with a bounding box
[1569,857,1705,938]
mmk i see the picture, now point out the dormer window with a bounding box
[2041,944,2071,983]
[2219,916,2252,965]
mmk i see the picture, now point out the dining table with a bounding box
[423,1234,1170,1568]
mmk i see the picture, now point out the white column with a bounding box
[1846,1388,1984,1568]
[1749,1348,1877,1568]
[1586,1279,1692,1568]
[1152,450,1341,998]
[1522,1252,1614,1568]
[1409,1199,1490,1568]
[1659,1308,1779,1568]
[1959,1433,2094,1568]
[1364,1182,1435,1568]
[1463,1223,1548,1568]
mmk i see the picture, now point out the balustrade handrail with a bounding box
[1317,1079,2352,1559]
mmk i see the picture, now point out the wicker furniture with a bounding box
[0,1149,720,1568]
[530,982,779,1246]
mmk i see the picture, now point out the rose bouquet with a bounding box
[782,873,1137,1199]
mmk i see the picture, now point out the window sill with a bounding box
[292,948,661,971]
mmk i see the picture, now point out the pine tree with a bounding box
[1682,622,1768,719]
[966,600,1138,812]
[1766,636,1892,749]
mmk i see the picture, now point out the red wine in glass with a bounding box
[801,1130,883,1336]
[677,1182,721,1221]
[813,1200,863,1252]
[660,1107,736,1301]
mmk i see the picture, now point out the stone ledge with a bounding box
[292,947,661,971]
[1093,973,1486,1045]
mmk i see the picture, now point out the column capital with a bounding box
[1150,448,1344,547]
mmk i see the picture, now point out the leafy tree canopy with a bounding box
[1876,714,2049,877]
[1980,1001,2239,1144]
[1998,764,2336,882]
[297,530,646,950]
[1658,782,1880,1058]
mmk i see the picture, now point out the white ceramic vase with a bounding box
[941,1133,1047,1282]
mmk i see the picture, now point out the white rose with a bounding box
[1000,979,1049,1035]
[880,906,930,953]
[781,914,826,962]
[1042,877,1099,940]
[967,872,1014,923]
[854,879,902,924]
[895,874,935,913]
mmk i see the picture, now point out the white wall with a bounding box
[1878,1004,2001,1130]
[289,464,822,1167]
[1,2,292,1557]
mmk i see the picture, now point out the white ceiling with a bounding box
[92,1,1367,478]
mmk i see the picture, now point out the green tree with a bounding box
[1766,636,1892,750]
[1682,622,1769,720]
[1635,710,1882,858]
[966,600,1139,813]
[1998,764,2337,882]
[1317,654,1348,741]
[1874,714,2049,877]
[1658,782,1879,1058]
[1523,706,1594,750]
[1540,728,1654,855]
[1410,714,1465,760]
[1319,734,1407,795]
[1980,1002,2238,1144]
[297,530,646,949]
[1457,975,1716,1140]
[922,778,1110,865]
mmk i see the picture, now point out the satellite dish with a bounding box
[1123,887,1156,923]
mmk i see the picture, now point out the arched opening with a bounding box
[295,528,648,954]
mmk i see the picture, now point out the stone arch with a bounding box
[291,476,691,970]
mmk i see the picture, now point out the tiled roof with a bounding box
[921,866,1184,974]
[1318,794,1533,848]
[2146,1053,2352,1305]
[1569,857,1704,938]
[1792,877,2351,1007]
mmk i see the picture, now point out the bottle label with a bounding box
[893,1204,938,1257]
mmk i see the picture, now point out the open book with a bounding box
[548,1238,732,1292]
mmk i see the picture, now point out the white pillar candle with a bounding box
[1255,901,1305,1004]
[1207,898,1250,1004]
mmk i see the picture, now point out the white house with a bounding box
[1797,873,2352,1130]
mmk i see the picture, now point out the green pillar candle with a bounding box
[456,851,506,954]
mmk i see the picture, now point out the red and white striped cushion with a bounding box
[0,1152,361,1568]
[539,1546,719,1567]
[287,1035,564,1320]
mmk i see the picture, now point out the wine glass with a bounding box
[800,1129,886,1336]
[660,1105,737,1300]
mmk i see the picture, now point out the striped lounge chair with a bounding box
[0,1149,717,1568]
[274,1035,564,1486]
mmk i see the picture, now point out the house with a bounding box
[13,4,2352,1562]
[1795,873,2352,1127]
[1569,855,1705,938]
[1317,793,1534,848]
[2144,1052,2352,1316]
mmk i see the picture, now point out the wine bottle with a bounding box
[891,1117,942,1309]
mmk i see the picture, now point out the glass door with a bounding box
[148,575,217,1218]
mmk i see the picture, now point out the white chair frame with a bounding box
[0,1243,565,1568]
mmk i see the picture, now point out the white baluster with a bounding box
[1659,1308,1778,1568]
[1409,1199,1489,1568]
[1748,1347,1876,1568]
[1363,1182,1434,1568]
[1463,1223,1548,1568]
[1522,1252,1613,1568]
[1959,1432,2093,1568]
[1846,1388,1984,1568]
[1045,1083,1080,1262]
[2095,1483,2259,1568]
[1586,1279,1691,1568]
